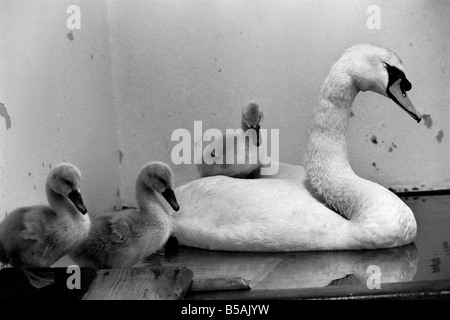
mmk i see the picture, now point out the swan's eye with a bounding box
[385,63,411,92]
[158,177,166,187]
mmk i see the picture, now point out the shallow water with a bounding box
[54,194,450,290]
[402,195,450,282]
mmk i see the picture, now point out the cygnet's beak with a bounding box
[387,79,422,123]
[255,124,261,147]
[162,188,180,212]
[249,124,261,147]
[68,190,88,214]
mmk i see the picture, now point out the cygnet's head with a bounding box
[242,100,264,130]
[138,161,180,212]
[338,44,421,122]
[47,163,87,214]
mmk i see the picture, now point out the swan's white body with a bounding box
[0,163,90,267]
[173,45,420,251]
[71,162,179,268]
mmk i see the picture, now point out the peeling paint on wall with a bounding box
[436,130,444,143]
[422,114,433,129]
[370,135,378,144]
[0,102,11,129]
[118,150,123,164]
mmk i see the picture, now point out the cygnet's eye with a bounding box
[63,179,73,188]
[158,177,166,187]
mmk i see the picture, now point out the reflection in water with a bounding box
[443,241,450,256]
[431,258,441,273]
[403,196,450,281]
[136,243,418,290]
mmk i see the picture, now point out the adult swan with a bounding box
[173,44,422,251]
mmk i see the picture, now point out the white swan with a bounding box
[197,101,264,178]
[70,162,179,268]
[173,44,422,251]
[0,163,90,285]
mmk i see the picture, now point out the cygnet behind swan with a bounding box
[197,100,264,178]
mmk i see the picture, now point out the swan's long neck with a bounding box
[305,63,369,220]
[46,183,82,218]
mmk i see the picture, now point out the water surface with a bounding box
[55,194,450,290]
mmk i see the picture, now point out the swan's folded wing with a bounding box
[12,206,59,262]
[20,206,56,241]
[103,216,131,245]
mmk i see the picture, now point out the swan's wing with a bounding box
[20,206,56,241]
[9,206,60,265]
[108,221,130,244]
[173,174,350,251]
[95,214,133,245]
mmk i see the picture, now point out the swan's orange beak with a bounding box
[388,79,422,123]
[162,188,180,212]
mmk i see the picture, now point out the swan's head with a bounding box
[47,163,87,214]
[139,162,180,212]
[342,44,421,123]
[242,100,264,130]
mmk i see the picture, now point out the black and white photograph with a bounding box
[0,0,449,308]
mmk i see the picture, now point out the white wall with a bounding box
[108,0,450,205]
[0,0,121,219]
[1,0,449,213]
